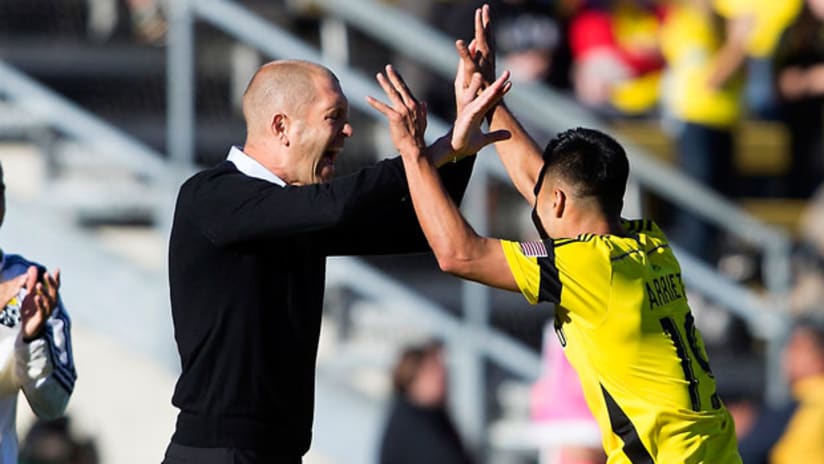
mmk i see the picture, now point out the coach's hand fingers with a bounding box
[385,65,418,109]
[366,95,394,118]
[374,71,406,110]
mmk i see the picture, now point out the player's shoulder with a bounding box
[622,219,668,241]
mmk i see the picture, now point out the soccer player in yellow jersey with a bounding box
[368,5,742,463]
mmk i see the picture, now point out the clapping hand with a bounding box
[20,266,60,342]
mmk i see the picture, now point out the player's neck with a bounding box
[565,213,624,238]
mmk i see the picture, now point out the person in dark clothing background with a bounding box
[379,341,473,464]
[162,58,510,464]
[774,0,824,198]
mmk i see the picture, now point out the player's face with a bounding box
[289,74,352,184]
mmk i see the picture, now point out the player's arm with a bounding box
[458,4,544,205]
[367,66,518,291]
[14,267,74,419]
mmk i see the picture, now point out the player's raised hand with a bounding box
[21,268,60,342]
[367,65,428,159]
[472,4,496,82]
[450,70,512,157]
[454,6,496,91]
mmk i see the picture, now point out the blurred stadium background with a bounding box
[1,0,821,462]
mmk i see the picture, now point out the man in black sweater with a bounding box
[162,60,510,463]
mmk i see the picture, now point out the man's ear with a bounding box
[552,188,566,218]
[271,113,290,147]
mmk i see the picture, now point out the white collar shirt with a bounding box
[226,146,286,187]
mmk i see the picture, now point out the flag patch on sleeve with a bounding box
[519,241,548,257]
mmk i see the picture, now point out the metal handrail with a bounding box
[0,60,169,181]
[188,0,450,139]
[325,257,541,378]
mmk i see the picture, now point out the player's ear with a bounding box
[552,188,566,218]
[271,113,290,147]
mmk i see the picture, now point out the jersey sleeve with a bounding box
[501,237,612,324]
[500,240,562,305]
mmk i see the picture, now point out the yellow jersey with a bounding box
[501,220,741,463]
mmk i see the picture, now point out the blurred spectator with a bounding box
[659,0,748,262]
[126,0,166,43]
[738,0,803,118]
[86,0,166,43]
[530,324,604,464]
[738,317,824,463]
[769,317,824,463]
[568,0,666,118]
[18,417,98,464]
[378,341,473,464]
[773,0,824,199]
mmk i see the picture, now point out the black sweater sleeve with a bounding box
[322,155,476,256]
[183,159,407,247]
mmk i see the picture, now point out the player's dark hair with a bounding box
[540,127,629,218]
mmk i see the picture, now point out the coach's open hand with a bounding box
[367,64,511,162]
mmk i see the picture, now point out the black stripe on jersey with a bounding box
[646,244,670,255]
[624,220,643,233]
[554,238,579,247]
[660,317,701,410]
[602,385,654,463]
[536,244,562,304]
[611,248,644,262]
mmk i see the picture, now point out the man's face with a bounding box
[287,74,352,185]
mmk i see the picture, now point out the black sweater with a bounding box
[168,155,474,455]
[379,396,474,464]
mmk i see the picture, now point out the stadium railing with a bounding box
[0,61,170,180]
[0,59,184,227]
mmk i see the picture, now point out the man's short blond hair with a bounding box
[242,60,337,135]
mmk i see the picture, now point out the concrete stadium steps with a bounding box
[610,119,792,176]
[739,197,809,235]
[610,119,809,233]
[0,140,166,226]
